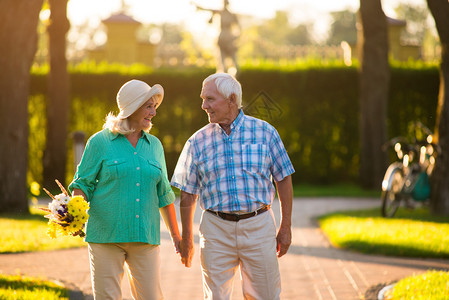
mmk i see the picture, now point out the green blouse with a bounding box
[68,128,175,245]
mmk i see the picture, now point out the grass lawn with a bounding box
[0,207,86,254]
[319,207,449,299]
[388,270,449,300]
[0,274,69,299]
[318,207,449,258]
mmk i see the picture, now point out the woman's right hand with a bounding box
[180,237,195,268]
[172,234,182,254]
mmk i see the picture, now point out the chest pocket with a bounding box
[146,160,162,183]
[242,144,270,178]
[102,158,127,180]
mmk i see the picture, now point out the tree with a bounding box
[395,3,430,45]
[427,0,449,216]
[358,0,390,189]
[239,11,313,60]
[0,0,44,213]
[327,9,357,46]
[255,11,312,46]
[286,23,312,46]
[42,0,71,190]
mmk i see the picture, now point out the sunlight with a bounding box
[67,0,423,44]
[64,0,428,57]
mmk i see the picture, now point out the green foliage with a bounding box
[28,63,439,187]
[0,274,69,300]
[391,270,449,300]
[328,9,357,46]
[318,207,449,258]
[394,2,432,45]
[28,95,46,185]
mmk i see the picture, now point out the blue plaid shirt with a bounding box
[171,110,295,212]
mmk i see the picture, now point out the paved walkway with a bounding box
[1,198,449,299]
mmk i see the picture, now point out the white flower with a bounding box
[54,193,70,204]
[49,200,65,215]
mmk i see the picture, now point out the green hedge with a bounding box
[28,66,439,186]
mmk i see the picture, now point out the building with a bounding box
[386,16,421,61]
[347,16,421,63]
[88,12,156,66]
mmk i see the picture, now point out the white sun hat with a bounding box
[116,79,164,119]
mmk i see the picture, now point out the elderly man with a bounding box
[171,73,294,300]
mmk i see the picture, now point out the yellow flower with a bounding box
[43,182,89,238]
[47,221,57,239]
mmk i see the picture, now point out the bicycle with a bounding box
[381,122,439,217]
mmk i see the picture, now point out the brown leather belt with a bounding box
[206,205,270,222]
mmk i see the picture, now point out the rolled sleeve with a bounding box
[170,139,200,195]
[269,129,295,182]
[68,136,102,200]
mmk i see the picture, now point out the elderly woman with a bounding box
[69,79,180,300]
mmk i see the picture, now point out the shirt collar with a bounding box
[109,130,120,140]
[108,129,152,144]
[230,109,245,132]
[141,131,153,143]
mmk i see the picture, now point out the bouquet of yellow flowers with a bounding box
[40,180,89,238]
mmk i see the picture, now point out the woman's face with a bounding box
[128,98,157,131]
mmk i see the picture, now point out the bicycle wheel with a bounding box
[381,168,403,217]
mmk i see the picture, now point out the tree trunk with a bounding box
[358,0,390,189]
[43,0,71,190]
[427,0,449,216]
[0,0,44,213]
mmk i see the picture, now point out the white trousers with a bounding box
[88,242,163,300]
[200,209,281,300]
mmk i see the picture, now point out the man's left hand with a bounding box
[276,225,292,257]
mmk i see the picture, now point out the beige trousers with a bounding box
[200,209,281,300]
[88,242,162,300]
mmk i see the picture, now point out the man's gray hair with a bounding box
[203,73,242,108]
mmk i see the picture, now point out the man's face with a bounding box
[200,81,234,124]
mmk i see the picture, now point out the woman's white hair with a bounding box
[103,113,134,135]
[203,73,242,108]
[103,108,153,135]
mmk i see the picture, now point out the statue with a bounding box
[194,0,240,76]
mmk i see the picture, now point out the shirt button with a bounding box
[136,215,139,218]
[134,152,137,155]
[136,167,140,170]
[114,160,118,163]
[136,199,140,202]
[136,183,140,186]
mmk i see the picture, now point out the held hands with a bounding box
[171,233,194,267]
[172,234,182,255]
[179,237,195,268]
